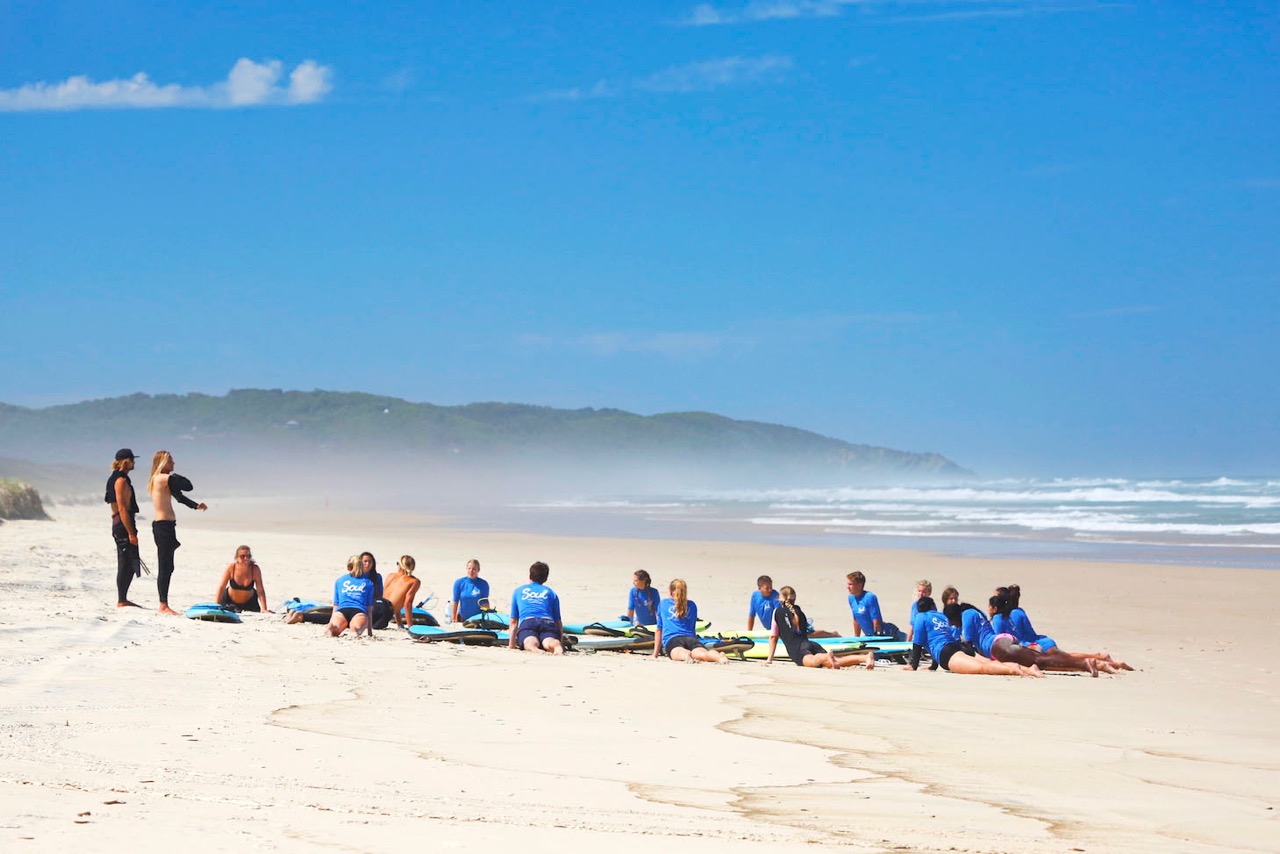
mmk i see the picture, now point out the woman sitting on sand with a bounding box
[626,569,660,627]
[653,579,727,663]
[384,555,422,629]
[909,597,1041,677]
[326,555,376,637]
[451,559,489,623]
[767,586,874,670]
[215,545,270,613]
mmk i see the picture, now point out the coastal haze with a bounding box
[4,3,1278,853]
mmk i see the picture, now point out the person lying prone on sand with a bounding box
[909,597,1041,677]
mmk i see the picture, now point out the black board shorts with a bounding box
[938,641,977,671]
[663,635,702,657]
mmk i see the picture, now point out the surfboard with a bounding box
[563,619,634,636]
[736,641,872,660]
[408,625,499,645]
[705,636,755,656]
[462,610,512,630]
[567,635,654,652]
[184,603,242,623]
[282,598,333,624]
[410,607,439,627]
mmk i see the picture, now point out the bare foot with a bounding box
[117,600,141,608]
[1096,660,1119,674]
[158,604,180,616]
[1085,658,1099,678]
[1019,664,1045,678]
[864,655,876,670]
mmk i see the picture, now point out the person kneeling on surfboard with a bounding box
[326,555,376,638]
[508,561,564,654]
[768,586,874,670]
[215,545,270,613]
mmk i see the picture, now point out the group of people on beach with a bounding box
[107,449,1129,674]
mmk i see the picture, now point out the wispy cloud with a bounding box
[0,58,333,112]
[529,55,791,102]
[637,56,793,93]
[677,0,1113,27]
[1067,305,1160,320]
[528,79,619,103]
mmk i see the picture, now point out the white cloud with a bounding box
[676,0,1113,27]
[528,79,619,103]
[288,60,333,103]
[637,55,793,93]
[582,331,729,358]
[0,58,333,112]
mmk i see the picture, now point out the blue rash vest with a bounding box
[1010,607,1058,651]
[657,597,700,642]
[960,608,997,658]
[333,574,376,614]
[452,575,491,620]
[628,586,660,625]
[912,610,961,662]
[749,589,781,629]
[510,583,561,626]
[848,590,883,635]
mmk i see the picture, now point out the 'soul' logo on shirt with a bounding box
[521,588,549,601]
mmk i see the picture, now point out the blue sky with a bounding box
[2,1,1277,476]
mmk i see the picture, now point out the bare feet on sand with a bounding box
[117,600,141,608]
[158,604,180,616]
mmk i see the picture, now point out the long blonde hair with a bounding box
[347,554,368,578]
[669,578,689,619]
[148,450,173,493]
[398,555,416,575]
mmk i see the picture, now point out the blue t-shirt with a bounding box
[658,597,700,642]
[333,574,376,614]
[959,608,996,658]
[452,575,491,621]
[848,591,883,635]
[749,589,781,629]
[1009,608,1056,650]
[911,610,961,662]
[510,583,561,625]
[628,586,660,625]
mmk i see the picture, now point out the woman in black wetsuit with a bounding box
[766,586,875,670]
[214,545,270,612]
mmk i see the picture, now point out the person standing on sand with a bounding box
[147,450,207,615]
[106,448,142,608]
[385,555,422,628]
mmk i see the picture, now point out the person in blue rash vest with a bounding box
[846,571,885,637]
[746,575,781,631]
[993,589,1133,672]
[326,555,377,637]
[947,601,1100,676]
[653,578,728,663]
[451,559,490,623]
[509,561,564,654]
[626,569,660,626]
[768,586,875,669]
[908,597,1041,677]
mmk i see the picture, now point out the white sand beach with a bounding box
[1,501,1277,852]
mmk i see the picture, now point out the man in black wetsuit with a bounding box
[106,448,141,608]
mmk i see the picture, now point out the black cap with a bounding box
[115,448,137,461]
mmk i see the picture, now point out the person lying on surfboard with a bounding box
[384,555,422,629]
[215,544,270,613]
[326,555,376,638]
[653,579,728,664]
[509,561,565,654]
[767,586,874,670]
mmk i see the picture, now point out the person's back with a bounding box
[959,607,996,657]
[384,556,422,628]
[912,608,959,663]
[658,596,699,640]
[512,581,560,623]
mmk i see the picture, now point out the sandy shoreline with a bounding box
[1,502,1277,852]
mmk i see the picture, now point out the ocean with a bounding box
[500,476,1280,570]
